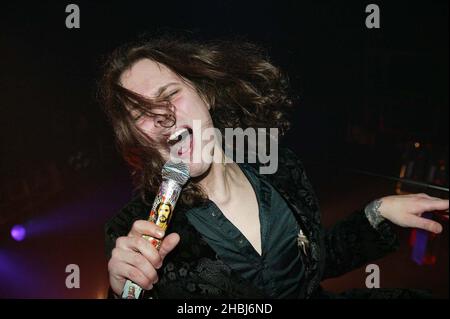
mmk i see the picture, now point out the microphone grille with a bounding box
[162,161,190,185]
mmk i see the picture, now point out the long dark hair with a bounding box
[98,34,294,207]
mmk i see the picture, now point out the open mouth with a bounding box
[167,127,193,157]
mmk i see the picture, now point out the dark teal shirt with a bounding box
[185,164,304,298]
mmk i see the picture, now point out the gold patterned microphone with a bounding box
[121,160,190,299]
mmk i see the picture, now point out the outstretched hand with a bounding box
[374,193,449,234]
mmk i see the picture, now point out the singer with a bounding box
[100,35,449,299]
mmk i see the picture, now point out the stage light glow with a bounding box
[11,225,26,242]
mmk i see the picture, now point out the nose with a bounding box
[153,103,176,129]
[153,114,171,128]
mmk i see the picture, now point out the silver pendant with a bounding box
[297,229,310,256]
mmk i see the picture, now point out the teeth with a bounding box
[167,128,190,144]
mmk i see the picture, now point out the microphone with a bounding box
[121,160,190,299]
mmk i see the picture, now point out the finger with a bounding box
[159,233,180,260]
[115,237,163,269]
[108,258,126,295]
[112,248,159,284]
[428,196,446,201]
[129,220,165,239]
[108,271,126,296]
[419,199,449,213]
[415,193,432,199]
[135,237,164,269]
[408,215,443,234]
[108,259,154,292]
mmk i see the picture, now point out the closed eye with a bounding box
[162,89,179,101]
[133,113,144,122]
[130,109,144,122]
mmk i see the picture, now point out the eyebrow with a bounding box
[153,82,179,98]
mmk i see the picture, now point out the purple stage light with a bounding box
[11,225,26,242]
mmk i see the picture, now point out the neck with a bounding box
[198,146,239,205]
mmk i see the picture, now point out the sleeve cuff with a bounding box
[364,199,386,230]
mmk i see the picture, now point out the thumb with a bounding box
[159,232,180,260]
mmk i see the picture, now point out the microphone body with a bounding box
[121,161,190,299]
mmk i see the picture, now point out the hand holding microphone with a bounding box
[107,160,190,299]
[108,220,179,297]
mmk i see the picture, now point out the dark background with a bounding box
[0,1,448,298]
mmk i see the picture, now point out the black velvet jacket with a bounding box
[104,148,400,299]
